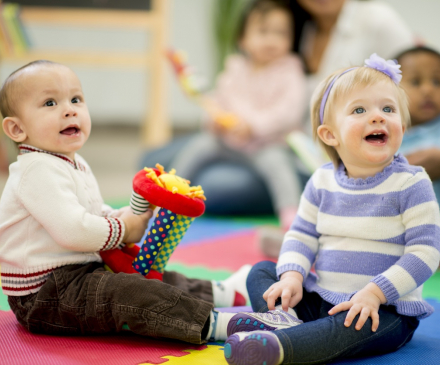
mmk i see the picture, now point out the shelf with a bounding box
[0,0,171,147]
[2,50,152,68]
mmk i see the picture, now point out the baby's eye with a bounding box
[432,78,440,87]
[44,100,56,107]
[71,97,80,104]
[410,78,420,87]
[383,106,393,113]
[353,107,365,114]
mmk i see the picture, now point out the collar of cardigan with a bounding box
[18,144,85,171]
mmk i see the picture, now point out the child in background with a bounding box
[0,60,278,344]
[171,0,306,237]
[397,46,440,202]
[223,54,440,365]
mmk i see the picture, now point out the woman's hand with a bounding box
[328,283,386,332]
[263,271,303,311]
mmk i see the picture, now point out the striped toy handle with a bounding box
[130,190,150,215]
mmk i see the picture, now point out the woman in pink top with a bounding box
[171,0,307,236]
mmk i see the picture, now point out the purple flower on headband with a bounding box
[364,53,402,84]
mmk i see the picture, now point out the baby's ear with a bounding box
[317,124,339,147]
[2,117,27,142]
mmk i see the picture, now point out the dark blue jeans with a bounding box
[247,261,420,364]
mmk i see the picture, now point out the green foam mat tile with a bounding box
[207,214,279,226]
[165,263,232,281]
[423,270,440,301]
[105,198,129,210]
[0,288,9,311]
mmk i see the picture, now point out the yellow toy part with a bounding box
[160,174,191,195]
[215,112,239,130]
[144,164,206,200]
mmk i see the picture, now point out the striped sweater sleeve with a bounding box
[276,176,321,279]
[372,171,440,303]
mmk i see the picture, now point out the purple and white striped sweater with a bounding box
[277,155,440,319]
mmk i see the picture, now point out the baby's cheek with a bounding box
[344,125,364,146]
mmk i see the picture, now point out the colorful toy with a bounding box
[100,164,206,281]
[166,49,238,130]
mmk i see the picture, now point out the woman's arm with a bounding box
[405,148,440,181]
[369,2,415,58]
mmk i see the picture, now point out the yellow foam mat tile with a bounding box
[140,344,227,365]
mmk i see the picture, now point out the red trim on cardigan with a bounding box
[1,268,53,278]
[115,218,122,246]
[103,218,113,250]
[18,145,83,170]
[2,281,46,292]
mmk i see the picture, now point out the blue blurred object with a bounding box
[139,135,274,215]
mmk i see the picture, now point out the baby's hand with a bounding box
[108,206,131,218]
[328,283,386,332]
[120,209,153,243]
[263,271,303,311]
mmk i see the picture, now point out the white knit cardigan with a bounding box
[0,146,125,296]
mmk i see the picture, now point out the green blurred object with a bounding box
[165,263,232,281]
[213,0,250,73]
[0,288,8,311]
[423,270,440,301]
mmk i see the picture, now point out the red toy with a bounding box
[100,164,206,281]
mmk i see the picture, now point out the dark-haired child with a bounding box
[171,0,307,238]
[0,60,298,344]
[397,46,440,202]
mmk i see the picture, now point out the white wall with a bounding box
[1,0,438,129]
[0,0,218,129]
[383,0,440,50]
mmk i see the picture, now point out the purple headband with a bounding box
[319,53,402,124]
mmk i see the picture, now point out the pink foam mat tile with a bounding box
[0,310,207,365]
[169,230,276,271]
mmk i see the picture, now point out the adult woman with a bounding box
[291,0,415,104]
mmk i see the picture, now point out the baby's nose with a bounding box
[64,109,77,117]
[370,114,385,123]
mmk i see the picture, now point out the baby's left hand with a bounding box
[109,206,131,218]
[328,283,386,332]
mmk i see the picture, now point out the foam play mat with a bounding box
[1,216,440,364]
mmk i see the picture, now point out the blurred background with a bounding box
[0,0,438,207]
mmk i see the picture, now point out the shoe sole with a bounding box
[227,313,277,337]
[224,332,280,365]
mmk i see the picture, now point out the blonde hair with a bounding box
[310,66,410,166]
[0,60,58,118]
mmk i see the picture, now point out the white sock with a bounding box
[275,304,299,319]
[205,310,236,342]
[211,264,252,307]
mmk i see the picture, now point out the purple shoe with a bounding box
[227,309,302,337]
[224,331,283,365]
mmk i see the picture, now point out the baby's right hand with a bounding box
[263,271,303,311]
[120,209,153,243]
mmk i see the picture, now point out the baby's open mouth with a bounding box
[60,127,80,135]
[364,132,388,144]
